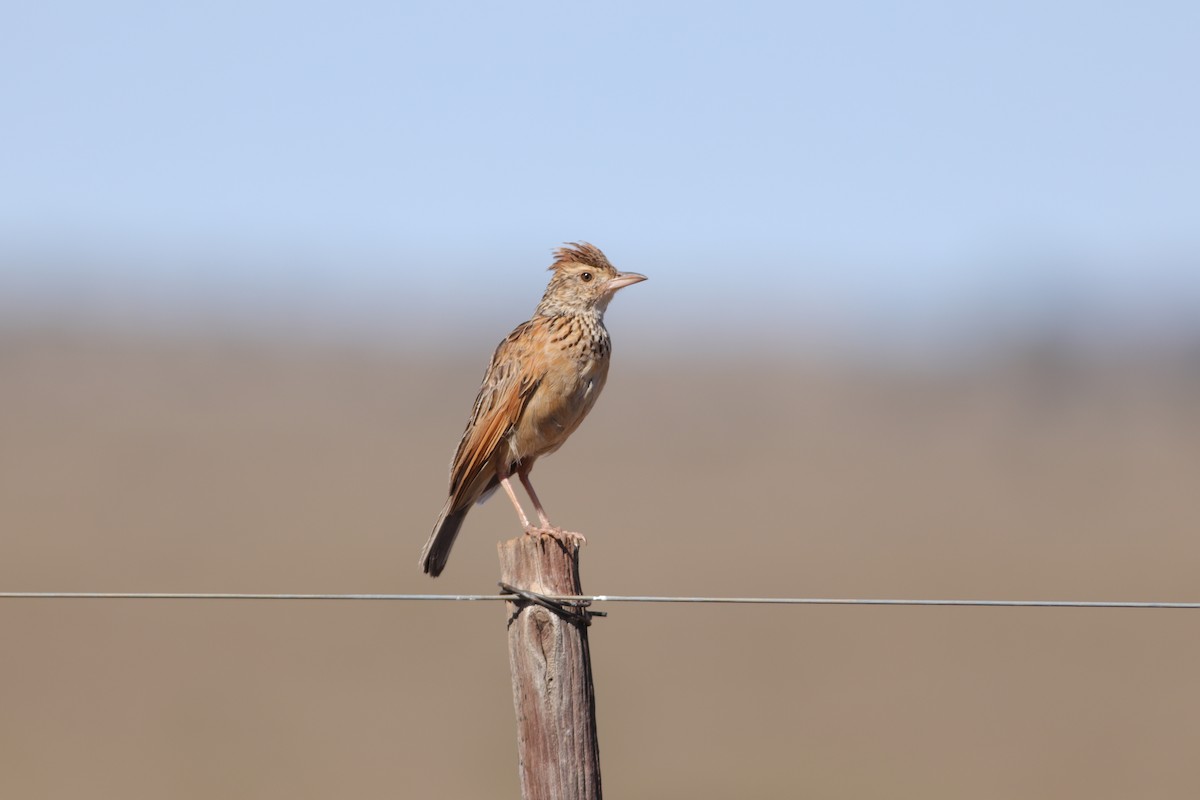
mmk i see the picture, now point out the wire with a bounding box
[0,592,502,601]
[1,592,1198,608]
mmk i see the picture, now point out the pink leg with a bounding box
[518,468,553,529]
[518,466,585,545]
[500,475,532,530]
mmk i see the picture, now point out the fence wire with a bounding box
[1,592,1198,609]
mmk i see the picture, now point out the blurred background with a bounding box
[2,2,1199,798]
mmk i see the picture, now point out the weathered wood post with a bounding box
[498,531,601,800]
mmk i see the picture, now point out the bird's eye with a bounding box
[580,272,593,282]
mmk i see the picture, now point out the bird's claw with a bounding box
[524,525,587,548]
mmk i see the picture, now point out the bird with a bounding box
[419,242,646,577]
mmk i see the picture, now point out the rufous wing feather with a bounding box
[447,319,545,509]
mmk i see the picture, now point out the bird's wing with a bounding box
[447,318,546,503]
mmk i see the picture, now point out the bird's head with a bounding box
[536,242,647,316]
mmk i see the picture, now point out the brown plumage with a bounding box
[419,243,646,577]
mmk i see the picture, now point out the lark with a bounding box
[420,243,646,577]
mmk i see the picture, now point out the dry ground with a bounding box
[2,330,1199,798]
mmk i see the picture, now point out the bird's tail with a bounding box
[420,500,469,577]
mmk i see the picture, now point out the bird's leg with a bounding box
[499,475,533,531]
[517,467,553,529]
[518,466,586,546]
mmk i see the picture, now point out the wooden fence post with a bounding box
[498,531,601,800]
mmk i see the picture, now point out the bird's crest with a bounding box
[550,242,612,272]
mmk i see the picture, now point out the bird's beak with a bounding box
[606,272,647,292]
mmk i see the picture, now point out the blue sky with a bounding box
[2,1,1198,347]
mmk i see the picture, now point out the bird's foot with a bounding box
[524,525,587,548]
